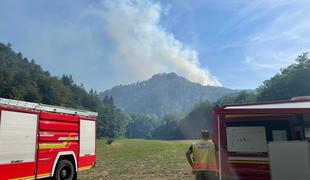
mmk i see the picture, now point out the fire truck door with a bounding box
[0,110,38,180]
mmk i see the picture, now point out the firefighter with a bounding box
[185,130,218,180]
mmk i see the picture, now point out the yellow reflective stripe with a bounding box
[10,173,51,180]
[67,137,76,141]
[37,173,50,178]
[39,136,77,150]
[78,165,93,171]
[229,160,269,164]
[39,142,68,150]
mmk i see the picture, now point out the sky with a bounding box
[1,0,310,91]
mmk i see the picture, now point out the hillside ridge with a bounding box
[100,72,236,117]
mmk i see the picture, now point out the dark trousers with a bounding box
[195,171,218,180]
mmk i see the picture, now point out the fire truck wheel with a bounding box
[54,159,76,180]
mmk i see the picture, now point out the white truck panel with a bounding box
[0,110,38,164]
[269,141,310,180]
[79,120,96,156]
[226,126,268,152]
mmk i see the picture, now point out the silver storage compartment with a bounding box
[268,141,310,180]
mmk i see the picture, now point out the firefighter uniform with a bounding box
[191,140,217,180]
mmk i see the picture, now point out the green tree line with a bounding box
[0,43,127,138]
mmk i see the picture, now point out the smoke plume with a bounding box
[93,0,220,86]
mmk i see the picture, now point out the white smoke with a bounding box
[92,0,220,86]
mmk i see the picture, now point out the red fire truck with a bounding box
[0,98,97,180]
[212,97,310,180]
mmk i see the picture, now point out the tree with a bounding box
[257,52,310,101]
[216,91,257,105]
[96,105,128,138]
[126,113,156,139]
[61,75,74,86]
[176,101,214,140]
[152,114,180,140]
[109,96,114,106]
[103,95,114,106]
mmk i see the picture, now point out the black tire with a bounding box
[53,159,76,180]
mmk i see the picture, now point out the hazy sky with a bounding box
[1,0,310,91]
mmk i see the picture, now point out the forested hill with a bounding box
[100,73,236,117]
[0,42,128,138]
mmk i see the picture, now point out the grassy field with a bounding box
[78,139,195,180]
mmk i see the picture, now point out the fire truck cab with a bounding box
[213,97,310,180]
[0,98,97,180]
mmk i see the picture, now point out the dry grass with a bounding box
[78,139,195,180]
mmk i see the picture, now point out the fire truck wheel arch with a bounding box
[51,151,78,177]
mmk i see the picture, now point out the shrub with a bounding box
[106,138,114,145]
